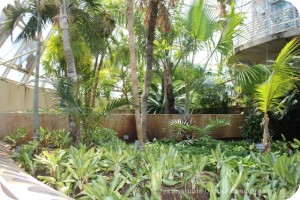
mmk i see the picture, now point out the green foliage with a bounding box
[201,164,246,200]
[195,83,232,114]
[147,83,185,114]
[77,174,128,200]
[240,108,263,142]
[256,38,300,115]
[11,139,39,175]
[82,128,123,147]
[211,144,237,173]
[8,126,300,199]
[216,3,244,58]
[4,128,28,147]
[234,64,270,95]
[187,0,214,41]
[39,128,72,148]
[63,145,103,193]
[168,118,230,140]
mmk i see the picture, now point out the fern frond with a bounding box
[103,98,130,113]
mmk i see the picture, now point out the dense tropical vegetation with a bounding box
[5,128,300,199]
[2,0,300,198]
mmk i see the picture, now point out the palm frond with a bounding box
[168,119,194,136]
[255,74,288,114]
[102,98,130,113]
[275,37,300,66]
[216,3,244,57]
[52,78,82,116]
[234,64,270,93]
[3,2,30,39]
[3,0,56,42]
[198,118,231,136]
[168,118,230,140]
[187,0,214,41]
[256,38,300,115]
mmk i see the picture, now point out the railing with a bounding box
[234,6,300,48]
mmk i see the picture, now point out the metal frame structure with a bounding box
[0,0,54,88]
[234,0,300,48]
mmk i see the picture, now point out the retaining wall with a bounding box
[0,113,244,140]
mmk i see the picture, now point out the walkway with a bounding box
[0,141,73,200]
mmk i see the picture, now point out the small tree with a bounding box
[126,0,144,145]
[255,38,300,153]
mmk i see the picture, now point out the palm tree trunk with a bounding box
[141,0,159,140]
[127,0,144,145]
[91,54,105,108]
[59,3,77,81]
[263,114,271,153]
[33,0,42,139]
[59,2,79,143]
[164,58,175,114]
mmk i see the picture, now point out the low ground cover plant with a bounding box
[4,128,300,199]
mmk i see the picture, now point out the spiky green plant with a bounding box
[168,118,231,140]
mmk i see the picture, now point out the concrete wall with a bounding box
[0,113,244,140]
[0,113,68,139]
[0,79,58,112]
[103,114,244,142]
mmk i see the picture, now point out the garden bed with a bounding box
[3,128,300,199]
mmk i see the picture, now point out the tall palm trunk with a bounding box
[33,0,42,139]
[59,2,79,143]
[164,57,175,114]
[90,54,105,108]
[262,113,271,153]
[141,0,159,140]
[127,0,144,145]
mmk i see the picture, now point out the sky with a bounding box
[0,0,13,11]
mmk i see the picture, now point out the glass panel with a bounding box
[6,69,25,82]
[0,65,6,76]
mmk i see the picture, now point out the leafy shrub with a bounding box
[82,128,123,147]
[8,127,300,199]
[4,128,28,147]
[168,118,231,141]
[39,128,72,148]
[11,139,39,175]
[240,108,263,143]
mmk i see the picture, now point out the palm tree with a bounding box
[33,0,42,139]
[4,0,103,143]
[3,0,56,139]
[126,0,144,145]
[255,38,300,153]
[216,0,234,17]
[140,0,160,141]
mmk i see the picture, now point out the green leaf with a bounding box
[162,179,178,187]
[187,0,214,41]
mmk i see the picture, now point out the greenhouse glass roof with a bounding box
[0,0,53,88]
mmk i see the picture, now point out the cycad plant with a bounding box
[255,37,300,153]
[168,118,231,140]
[53,77,130,142]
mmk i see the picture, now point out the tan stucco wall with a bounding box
[0,113,68,139]
[0,113,244,140]
[103,114,244,142]
[0,79,58,112]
